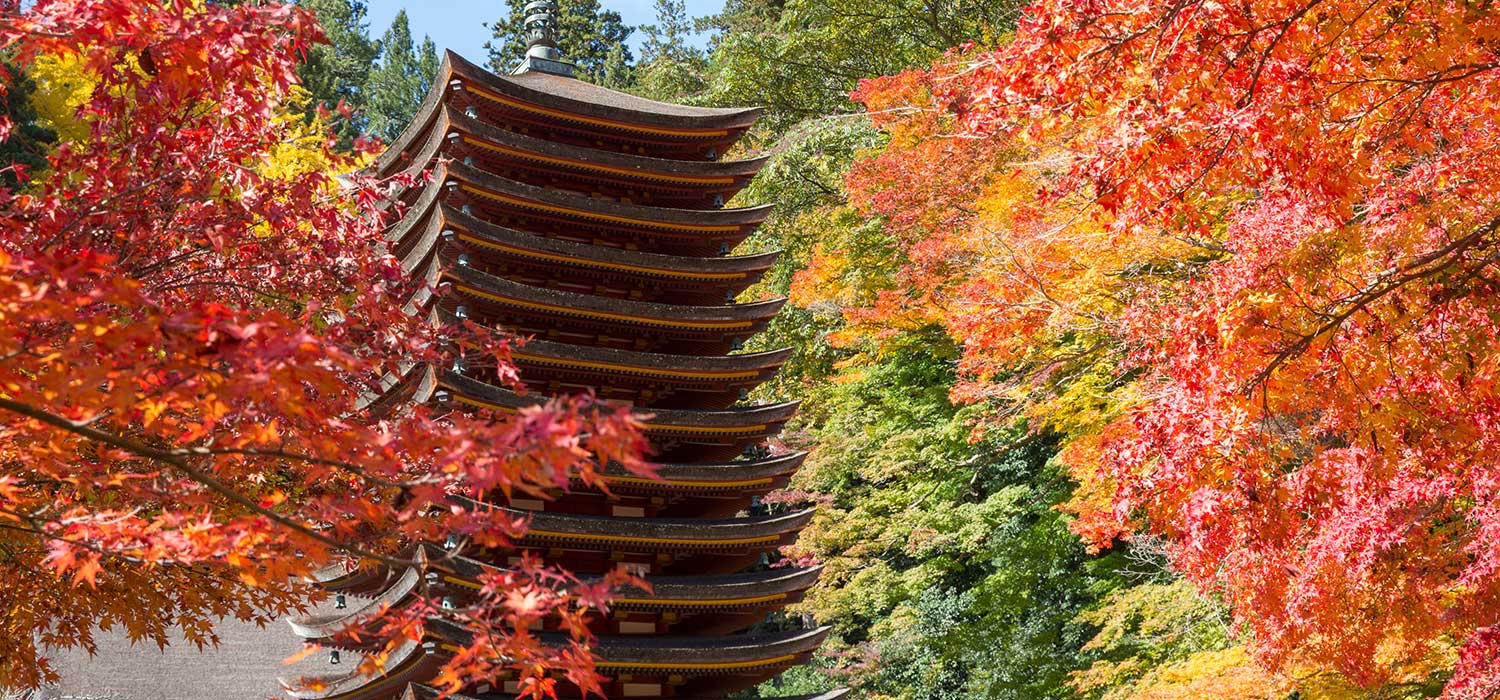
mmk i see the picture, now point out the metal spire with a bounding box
[518,0,575,76]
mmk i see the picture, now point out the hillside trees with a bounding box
[294,0,378,141]
[0,62,55,189]
[0,1,646,694]
[821,0,1500,694]
[632,0,706,102]
[364,9,440,141]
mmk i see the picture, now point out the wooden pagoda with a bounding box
[280,4,832,700]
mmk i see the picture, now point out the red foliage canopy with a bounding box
[835,0,1500,694]
[0,1,647,693]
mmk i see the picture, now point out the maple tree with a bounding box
[0,0,649,694]
[814,0,1500,693]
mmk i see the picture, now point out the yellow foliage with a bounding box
[1124,647,1289,700]
[28,52,94,143]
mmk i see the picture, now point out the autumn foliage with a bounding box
[0,0,646,693]
[806,0,1500,695]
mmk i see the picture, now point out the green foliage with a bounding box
[632,0,707,101]
[768,343,1122,700]
[699,0,1022,130]
[295,0,379,141]
[485,0,634,87]
[0,62,57,190]
[364,10,440,141]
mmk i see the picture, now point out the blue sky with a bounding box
[362,1,727,62]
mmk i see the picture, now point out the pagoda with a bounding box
[280,4,834,700]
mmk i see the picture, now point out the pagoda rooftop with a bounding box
[375,105,768,209]
[374,54,762,177]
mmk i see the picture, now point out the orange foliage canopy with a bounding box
[0,1,646,693]
[827,0,1500,695]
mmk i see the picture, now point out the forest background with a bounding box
[4,0,1497,699]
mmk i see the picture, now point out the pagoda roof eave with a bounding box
[280,639,431,700]
[514,337,793,375]
[367,56,454,177]
[436,203,782,277]
[445,264,787,325]
[288,566,421,641]
[445,105,772,180]
[439,372,801,427]
[428,619,830,667]
[446,161,773,230]
[447,495,815,543]
[635,451,810,482]
[436,552,822,601]
[446,52,762,134]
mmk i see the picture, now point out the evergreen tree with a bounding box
[0,63,56,190]
[364,11,441,142]
[485,0,634,87]
[295,0,379,140]
[634,0,707,101]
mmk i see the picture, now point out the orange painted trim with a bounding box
[464,84,734,138]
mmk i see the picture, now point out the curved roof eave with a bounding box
[440,204,782,275]
[444,497,816,541]
[515,337,793,374]
[440,371,801,427]
[447,105,772,179]
[448,161,773,229]
[445,264,788,324]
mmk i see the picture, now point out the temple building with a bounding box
[279,4,834,700]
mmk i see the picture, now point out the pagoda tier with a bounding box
[407,160,773,257]
[286,627,829,700]
[390,200,780,306]
[294,551,821,645]
[287,20,831,700]
[441,372,797,462]
[376,104,769,209]
[439,266,784,356]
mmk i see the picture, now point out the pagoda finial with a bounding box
[518,0,575,77]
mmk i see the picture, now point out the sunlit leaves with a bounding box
[0,0,645,692]
[837,0,1500,693]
